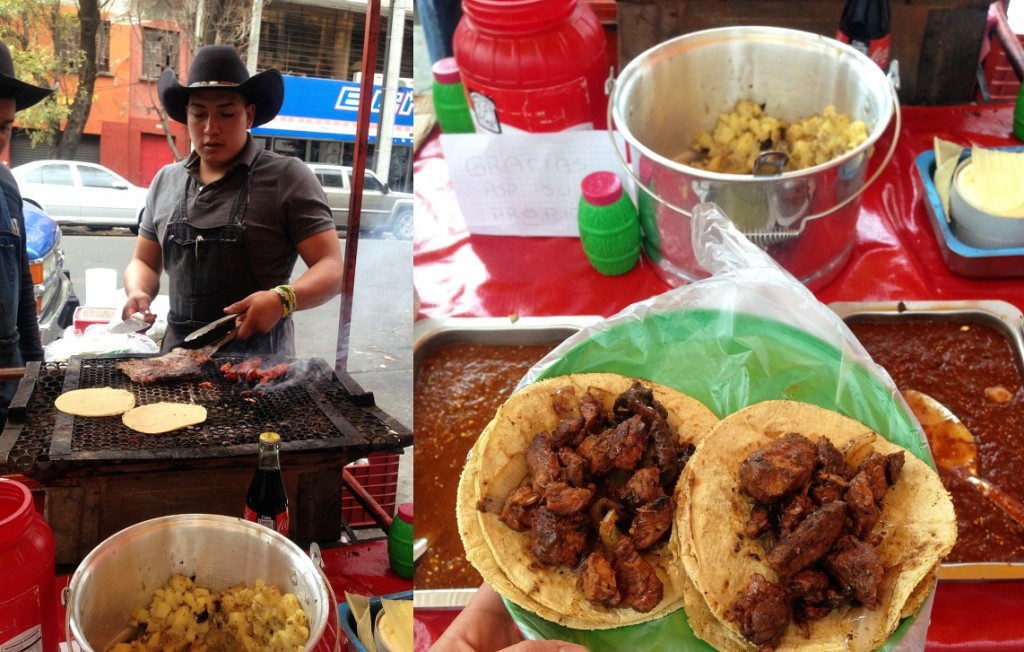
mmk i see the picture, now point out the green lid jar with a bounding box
[577,171,641,275]
[388,502,414,579]
[432,58,476,134]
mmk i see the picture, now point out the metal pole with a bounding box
[246,0,265,74]
[336,0,381,374]
[370,0,393,173]
[374,0,405,185]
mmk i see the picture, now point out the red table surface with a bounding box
[413,103,1024,651]
[55,539,412,652]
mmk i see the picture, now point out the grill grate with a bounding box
[2,355,406,469]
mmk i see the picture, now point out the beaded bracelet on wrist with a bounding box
[273,284,297,318]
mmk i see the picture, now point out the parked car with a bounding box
[11,160,147,232]
[306,163,413,239]
[23,201,76,345]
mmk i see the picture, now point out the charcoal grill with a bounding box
[2,355,407,467]
[0,355,411,564]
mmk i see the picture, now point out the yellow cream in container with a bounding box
[950,146,1024,249]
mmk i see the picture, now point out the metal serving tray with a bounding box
[413,315,601,593]
[830,299,1024,581]
[413,315,602,370]
[915,148,1024,278]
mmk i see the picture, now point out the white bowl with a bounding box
[950,158,1024,249]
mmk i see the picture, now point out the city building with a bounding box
[6,0,414,192]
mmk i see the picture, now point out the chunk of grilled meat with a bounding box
[823,535,884,609]
[116,348,212,385]
[740,433,818,505]
[551,391,608,448]
[526,432,562,491]
[766,500,847,578]
[613,466,663,509]
[577,414,649,476]
[544,481,594,516]
[577,551,621,607]
[500,486,540,531]
[726,573,792,650]
[845,472,881,539]
[531,507,589,568]
[612,537,663,613]
[629,495,674,550]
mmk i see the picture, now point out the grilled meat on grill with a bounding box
[116,348,212,385]
[220,359,291,384]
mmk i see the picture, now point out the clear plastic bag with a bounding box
[508,202,931,651]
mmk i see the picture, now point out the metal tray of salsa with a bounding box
[412,316,601,595]
[830,299,1024,580]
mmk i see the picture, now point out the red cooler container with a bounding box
[0,478,57,652]
[454,0,609,133]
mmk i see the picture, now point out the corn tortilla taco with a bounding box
[674,400,956,651]
[456,373,719,629]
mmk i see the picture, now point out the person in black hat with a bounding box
[121,44,343,355]
[0,40,55,429]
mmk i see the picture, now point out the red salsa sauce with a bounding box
[849,319,1024,563]
[413,343,554,589]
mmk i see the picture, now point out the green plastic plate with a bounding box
[501,308,930,649]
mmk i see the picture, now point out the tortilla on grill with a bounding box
[674,400,956,652]
[122,402,208,434]
[55,387,136,417]
[456,373,720,629]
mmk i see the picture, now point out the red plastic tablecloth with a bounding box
[414,104,1023,319]
[414,103,1024,651]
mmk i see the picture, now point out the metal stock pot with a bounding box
[609,26,899,291]
[64,514,335,651]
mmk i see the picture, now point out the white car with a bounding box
[11,160,148,232]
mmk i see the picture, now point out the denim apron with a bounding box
[1,188,25,425]
[161,152,293,355]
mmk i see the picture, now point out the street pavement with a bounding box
[58,227,413,520]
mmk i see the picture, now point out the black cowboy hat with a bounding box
[158,45,284,127]
[0,41,57,111]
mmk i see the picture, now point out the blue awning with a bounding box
[252,75,413,146]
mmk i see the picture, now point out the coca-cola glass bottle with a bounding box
[836,0,891,69]
[243,432,290,536]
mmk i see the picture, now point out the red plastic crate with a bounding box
[341,453,400,528]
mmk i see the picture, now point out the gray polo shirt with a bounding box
[140,136,335,288]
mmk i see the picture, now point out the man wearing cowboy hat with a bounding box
[0,40,56,429]
[122,44,342,355]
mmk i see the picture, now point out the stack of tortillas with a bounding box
[55,387,207,434]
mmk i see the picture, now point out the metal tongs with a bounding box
[181,314,240,350]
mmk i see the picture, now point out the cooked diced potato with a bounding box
[688,100,868,174]
[113,574,309,651]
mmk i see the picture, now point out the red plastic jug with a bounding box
[0,478,57,652]
[453,0,609,133]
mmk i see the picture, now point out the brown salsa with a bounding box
[849,319,1024,563]
[413,342,554,589]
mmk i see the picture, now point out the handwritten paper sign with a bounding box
[441,130,630,237]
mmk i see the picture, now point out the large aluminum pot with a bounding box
[610,26,898,291]
[65,514,332,651]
